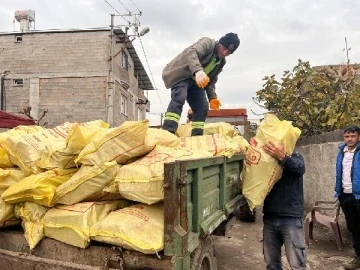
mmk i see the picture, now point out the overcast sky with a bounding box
[1,0,359,125]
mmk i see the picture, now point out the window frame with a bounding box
[120,93,128,116]
[14,35,23,43]
[122,52,128,70]
[13,79,24,86]
[137,107,143,121]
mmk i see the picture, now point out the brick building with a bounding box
[0,27,153,127]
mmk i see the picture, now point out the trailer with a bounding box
[0,154,244,270]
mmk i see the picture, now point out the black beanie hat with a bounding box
[219,33,240,53]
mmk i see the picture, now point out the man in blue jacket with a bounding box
[262,141,307,270]
[334,125,360,270]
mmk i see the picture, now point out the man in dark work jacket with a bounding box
[262,141,307,270]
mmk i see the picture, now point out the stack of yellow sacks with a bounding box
[0,120,248,253]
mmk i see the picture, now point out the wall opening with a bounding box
[13,79,24,86]
[14,35,23,43]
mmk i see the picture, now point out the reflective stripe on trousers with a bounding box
[163,78,209,136]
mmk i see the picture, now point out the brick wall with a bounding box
[38,76,107,126]
[0,31,109,74]
[4,79,30,113]
[0,30,149,127]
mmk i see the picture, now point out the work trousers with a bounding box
[263,216,307,270]
[339,193,360,257]
[163,78,209,136]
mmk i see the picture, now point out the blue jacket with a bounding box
[263,152,305,218]
[334,142,360,199]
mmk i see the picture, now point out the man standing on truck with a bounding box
[334,125,360,270]
[261,141,307,270]
[162,33,240,136]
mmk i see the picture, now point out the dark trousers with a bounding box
[263,216,307,270]
[339,193,360,257]
[163,78,209,136]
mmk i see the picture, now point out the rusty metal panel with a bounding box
[164,161,188,257]
[0,230,172,270]
[0,248,98,270]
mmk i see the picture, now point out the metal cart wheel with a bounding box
[191,236,218,270]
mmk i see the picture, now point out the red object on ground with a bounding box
[0,110,35,128]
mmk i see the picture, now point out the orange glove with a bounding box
[195,70,210,88]
[210,99,221,110]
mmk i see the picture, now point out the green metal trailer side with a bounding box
[164,154,244,269]
[0,154,244,270]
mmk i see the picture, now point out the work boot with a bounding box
[344,257,360,270]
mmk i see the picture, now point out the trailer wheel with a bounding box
[191,236,218,270]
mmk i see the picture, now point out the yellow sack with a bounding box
[176,122,238,138]
[116,145,212,204]
[1,168,78,207]
[145,128,180,151]
[95,179,126,202]
[230,135,250,153]
[38,120,110,170]
[0,125,44,168]
[124,128,181,164]
[1,122,73,175]
[43,200,128,248]
[14,202,48,249]
[0,198,20,228]
[204,122,237,138]
[0,148,13,168]
[38,150,78,170]
[90,203,164,254]
[179,134,239,158]
[176,122,192,137]
[84,187,125,202]
[0,168,26,194]
[53,162,120,205]
[75,120,149,166]
[242,114,301,210]
[64,120,110,154]
[103,179,119,194]
[255,114,301,155]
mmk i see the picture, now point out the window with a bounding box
[121,94,128,115]
[13,79,24,86]
[14,35,23,43]
[137,108,143,121]
[122,52,128,70]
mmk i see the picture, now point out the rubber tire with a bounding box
[191,236,218,270]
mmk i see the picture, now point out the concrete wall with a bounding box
[295,130,349,232]
[299,142,340,210]
[0,30,148,127]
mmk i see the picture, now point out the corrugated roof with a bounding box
[0,27,154,90]
[0,110,35,128]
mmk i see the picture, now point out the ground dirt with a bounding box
[213,209,355,270]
